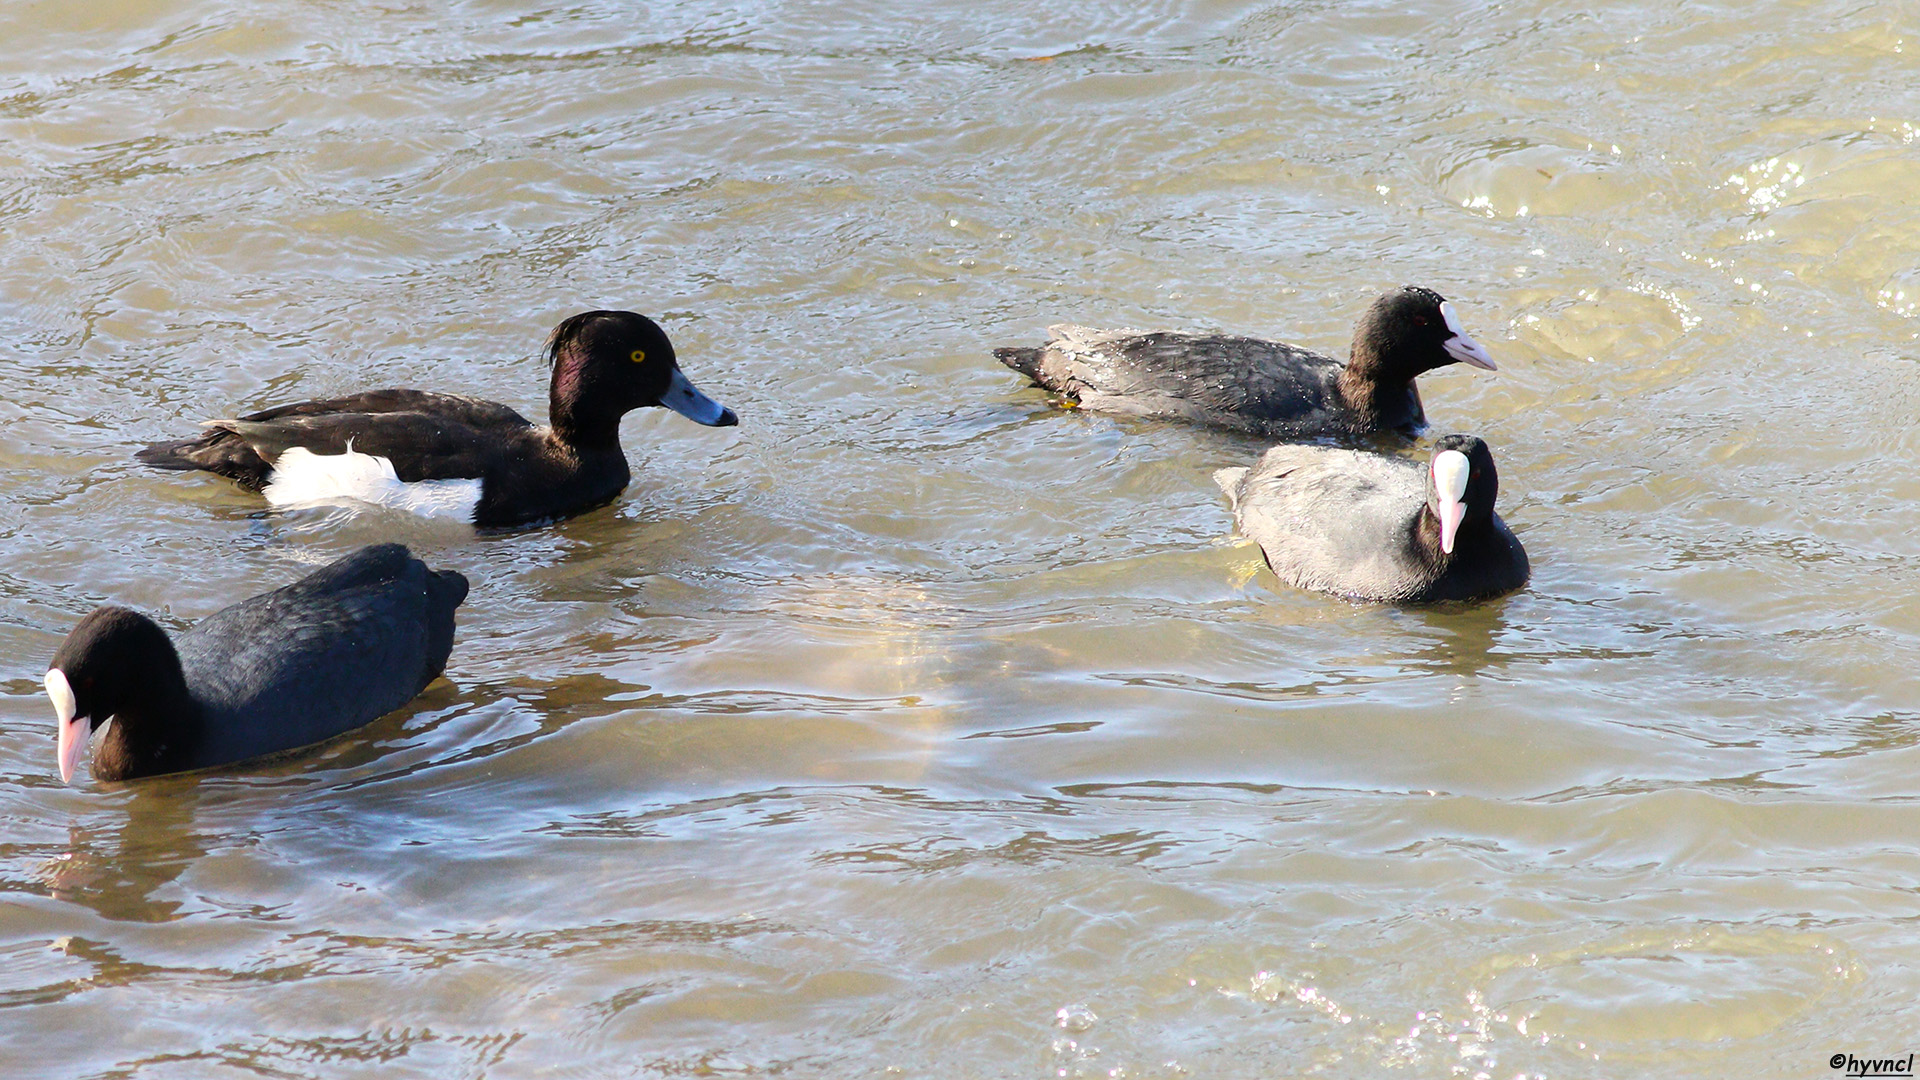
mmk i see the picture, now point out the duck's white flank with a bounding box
[264,446,481,523]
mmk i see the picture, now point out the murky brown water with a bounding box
[3,1,1919,1076]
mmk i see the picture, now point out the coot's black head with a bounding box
[546,310,738,445]
[1351,286,1497,379]
[1425,434,1501,555]
[45,606,188,783]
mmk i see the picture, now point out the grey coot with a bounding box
[995,286,1495,439]
[1214,434,1528,603]
[44,544,468,783]
[136,311,738,528]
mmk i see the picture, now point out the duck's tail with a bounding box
[135,425,274,489]
[134,436,210,470]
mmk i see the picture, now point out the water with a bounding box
[1,0,1917,1075]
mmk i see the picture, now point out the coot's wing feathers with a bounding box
[259,541,417,595]
[1034,326,1344,433]
[1227,447,1430,601]
[138,391,533,488]
[174,545,466,769]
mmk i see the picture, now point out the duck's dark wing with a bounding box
[173,544,468,770]
[998,326,1347,434]
[238,389,525,428]
[137,390,536,488]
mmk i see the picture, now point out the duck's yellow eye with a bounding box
[630,349,647,364]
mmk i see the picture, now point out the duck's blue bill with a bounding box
[661,369,739,427]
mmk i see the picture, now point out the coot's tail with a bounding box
[428,566,471,612]
[993,346,1044,381]
[1213,467,1251,512]
[422,566,469,686]
[326,545,467,690]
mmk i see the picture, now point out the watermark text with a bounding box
[1831,1054,1916,1078]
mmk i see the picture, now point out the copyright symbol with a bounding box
[1832,1054,1847,1069]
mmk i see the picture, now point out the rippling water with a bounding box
[3,1,1919,1076]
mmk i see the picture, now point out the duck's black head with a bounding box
[1351,286,1497,380]
[546,310,738,447]
[1424,434,1501,556]
[46,606,194,783]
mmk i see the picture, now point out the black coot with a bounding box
[45,544,468,782]
[996,286,1495,439]
[137,311,738,528]
[1214,434,1528,603]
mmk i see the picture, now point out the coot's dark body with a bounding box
[1214,435,1528,604]
[995,286,1495,440]
[46,544,468,782]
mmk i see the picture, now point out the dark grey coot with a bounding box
[136,311,738,529]
[44,544,468,783]
[1214,434,1529,604]
[995,286,1495,440]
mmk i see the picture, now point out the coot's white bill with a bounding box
[1440,301,1496,371]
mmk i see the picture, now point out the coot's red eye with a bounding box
[1412,315,1428,326]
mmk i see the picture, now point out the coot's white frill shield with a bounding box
[45,667,88,783]
[1432,448,1471,554]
